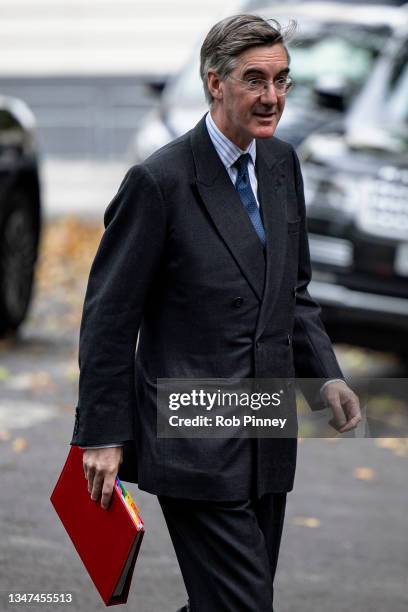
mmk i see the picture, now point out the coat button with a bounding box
[232,297,243,308]
[256,339,262,349]
[293,288,297,298]
[287,334,292,346]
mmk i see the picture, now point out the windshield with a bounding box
[164,21,391,109]
[288,24,389,105]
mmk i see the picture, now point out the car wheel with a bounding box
[0,191,39,336]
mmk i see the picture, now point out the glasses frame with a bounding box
[226,74,294,97]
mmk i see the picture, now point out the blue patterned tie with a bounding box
[234,154,266,247]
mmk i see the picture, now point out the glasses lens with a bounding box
[249,79,293,95]
[231,76,293,95]
[275,78,291,92]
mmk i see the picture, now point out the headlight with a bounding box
[303,164,363,214]
[327,173,361,213]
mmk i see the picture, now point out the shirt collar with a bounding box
[205,111,256,171]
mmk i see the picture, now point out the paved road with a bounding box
[0,309,407,611]
[40,158,129,219]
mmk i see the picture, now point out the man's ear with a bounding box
[207,71,223,102]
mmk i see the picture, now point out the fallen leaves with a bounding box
[292,516,321,528]
[12,437,28,453]
[335,344,400,375]
[0,429,28,453]
[352,467,375,481]
[0,366,10,380]
[375,438,408,458]
[30,216,103,334]
[3,371,57,394]
[36,216,103,295]
[64,361,79,382]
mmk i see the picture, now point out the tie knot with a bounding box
[234,153,250,176]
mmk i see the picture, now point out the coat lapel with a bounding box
[255,139,288,338]
[190,116,265,302]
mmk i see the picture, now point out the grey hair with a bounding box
[200,14,297,106]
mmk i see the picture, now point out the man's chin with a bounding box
[252,115,278,138]
[253,125,277,139]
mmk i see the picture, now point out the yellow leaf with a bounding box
[292,516,321,528]
[12,437,28,452]
[0,367,10,380]
[353,467,375,481]
[376,438,399,450]
[64,363,79,382]
[376,438,408,457]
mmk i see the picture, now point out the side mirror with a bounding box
[146,79,167,96]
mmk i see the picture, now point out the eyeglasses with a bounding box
[227,75,294,96]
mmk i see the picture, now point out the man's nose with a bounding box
[259,82,279,105]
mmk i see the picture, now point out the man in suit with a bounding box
[72,14,361,611]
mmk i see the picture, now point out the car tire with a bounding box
[0,190,39,336]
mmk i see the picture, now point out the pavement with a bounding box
[0,313,407,611]
[40,158,129,219]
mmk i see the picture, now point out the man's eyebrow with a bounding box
[242,66,290,77]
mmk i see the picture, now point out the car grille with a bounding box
[357,178,408,240]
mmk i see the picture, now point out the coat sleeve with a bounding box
[290,147,345,409]
[70,164,167,445]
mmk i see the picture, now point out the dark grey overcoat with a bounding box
[70,115,343,500]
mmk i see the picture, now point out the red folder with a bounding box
[50,445,144,606]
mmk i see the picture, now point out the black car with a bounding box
[300,27,408,355]
[131,1,405,161]
[0,95,42,336]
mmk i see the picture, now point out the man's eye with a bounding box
[247,78,262,87]
[275,77,287,85]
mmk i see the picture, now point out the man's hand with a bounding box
[83,447,123,510]
[322,381,361,433]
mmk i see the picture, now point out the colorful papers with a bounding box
[114,477,144,531]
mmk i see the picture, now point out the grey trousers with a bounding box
[158,492,287,612]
